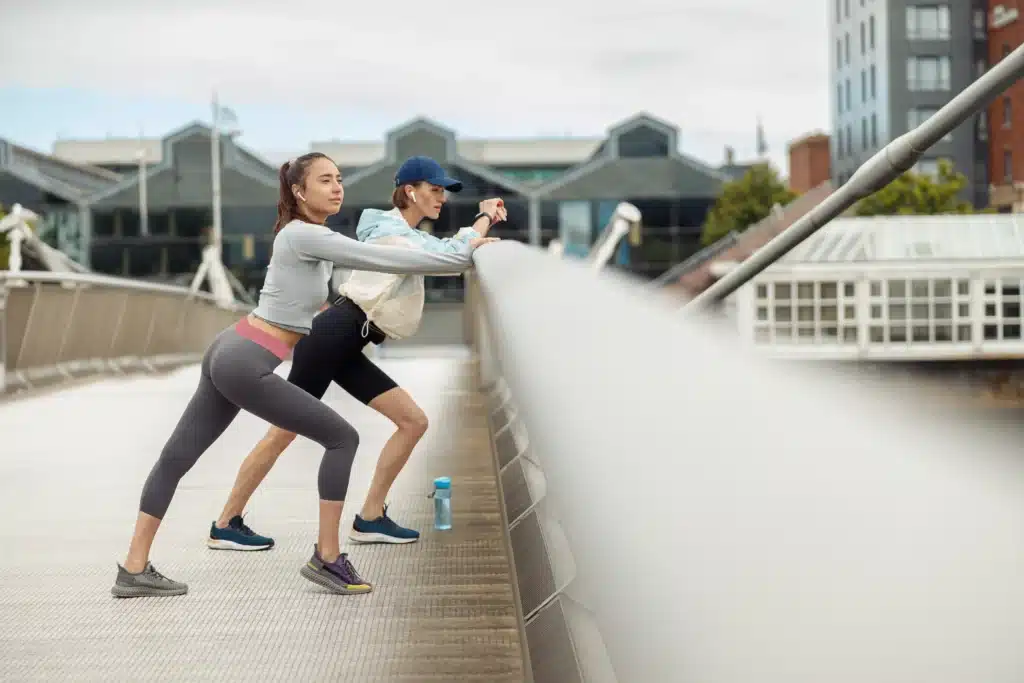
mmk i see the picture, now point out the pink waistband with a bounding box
[234,317,292,360]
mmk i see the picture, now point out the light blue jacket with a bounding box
[355,208,480,256]
[337,208,482,338]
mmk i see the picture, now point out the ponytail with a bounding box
[273,163,297,233]
[272,152,334,234]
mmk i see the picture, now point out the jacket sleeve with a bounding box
[289,224,473,274]
[415,226,481,255]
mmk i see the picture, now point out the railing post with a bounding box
[14,282,42,371]
[54,284,82,366]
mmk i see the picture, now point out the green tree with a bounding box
[854,159,978,216]
[700,163,797,246]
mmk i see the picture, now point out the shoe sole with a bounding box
[299,565,372,595]
[111,584,188,598]
[206,538,274,551]
[348,531,418,544]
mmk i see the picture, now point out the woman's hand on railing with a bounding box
[469,237,500,250]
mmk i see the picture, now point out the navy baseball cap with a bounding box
[394,156,463,192]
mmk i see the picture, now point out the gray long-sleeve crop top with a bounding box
[250,219,474,334]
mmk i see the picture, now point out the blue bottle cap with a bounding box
[433,476,451,489]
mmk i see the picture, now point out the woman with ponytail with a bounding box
[111,152,497,599]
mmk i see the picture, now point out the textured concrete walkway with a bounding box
[0,354,523,682]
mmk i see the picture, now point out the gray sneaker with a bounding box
[111,562,188,598]
[299,544,372,595]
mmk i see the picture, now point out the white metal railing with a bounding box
[0,204,89,276]
[1,270,250,394]
[545,203,641,272]
[466,240,1024,682]
[585,202,640,271]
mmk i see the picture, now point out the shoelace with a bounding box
[146,564,170,582]
[337,554,365,584]
[234,516,256,536]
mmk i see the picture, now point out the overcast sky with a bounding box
[0,0,829,174]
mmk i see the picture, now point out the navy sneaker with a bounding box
[207,515,274,551]
[349,505,420,544]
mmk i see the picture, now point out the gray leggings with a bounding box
[139,322,360,519]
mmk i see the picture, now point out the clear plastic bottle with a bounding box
[433,476,452,530]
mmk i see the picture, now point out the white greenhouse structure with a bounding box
[731,214,1024,361]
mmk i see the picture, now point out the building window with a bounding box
[1003,97,1012,128]
[845,33,850,63]
[916,158,940,177]
[836,128,844,159]
[860,21,866,54]
[837,39,843,67]
[868,278,970,344]
[845,78,851,109]
[615,125,671,157]
[557,201,593,259]
[907,56,951,91]
[982,279,1024,341]
[870,64,876,98]
[845,0,850,18]
[753,281,858,345]
[1005,149,1013,183]
[973,8,986,39]
[906,6,951,40]
[837,84,844,114]
[836,0,841,22]
[869,15,876,48]
[861,69,867,102]
[870,113,878,147]
[908,108,952,140]
[862,117,868,150]
[846,124,853,156]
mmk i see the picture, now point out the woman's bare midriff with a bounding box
[246,314,304,348]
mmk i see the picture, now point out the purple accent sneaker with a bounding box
[299,544,372,595]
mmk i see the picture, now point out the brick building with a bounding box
[987,2,1024,211]
[788,133,832,193]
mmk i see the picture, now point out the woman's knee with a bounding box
[325,414,360,452]
[397,406,429,437]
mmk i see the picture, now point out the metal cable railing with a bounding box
[1,270,249,394]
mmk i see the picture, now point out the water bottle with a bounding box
[432,476,452,530]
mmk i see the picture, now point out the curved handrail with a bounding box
[0,269,247,309]
[470,240,1024,682]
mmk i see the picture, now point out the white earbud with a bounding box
[297,192,306,201]
[409,192,417,203]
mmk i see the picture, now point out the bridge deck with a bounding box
[0,353,523,682]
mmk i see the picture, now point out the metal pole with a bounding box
[137,129,149,237]
[210,93,223,257]
[686,43,1024,311]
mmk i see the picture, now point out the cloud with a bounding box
[0,0,829,170]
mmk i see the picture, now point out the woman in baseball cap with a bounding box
[206,156,505,561]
